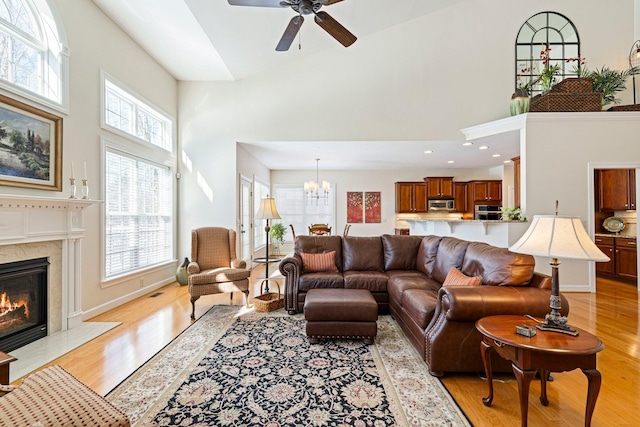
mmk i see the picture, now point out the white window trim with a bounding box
[100,70,175,156]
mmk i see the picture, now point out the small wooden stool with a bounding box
[304,288,378,344]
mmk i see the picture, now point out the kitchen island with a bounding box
[406,219,529,248]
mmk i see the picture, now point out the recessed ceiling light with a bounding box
[447,160,454,164]
[492,154,501,158]
[424,150,433,154]
[462,142,473,146]
[479,145,489,150]
[503,160,511,163]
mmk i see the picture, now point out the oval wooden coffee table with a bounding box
[476,315,604,427]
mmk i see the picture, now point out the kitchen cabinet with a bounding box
[595,236,637,281]
[454,182,468,213]
[470,180,502,203]
[424,177,454,198]
[597,169,636,211]
[395,182,428,213]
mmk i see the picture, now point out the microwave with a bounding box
[428,199,455,211]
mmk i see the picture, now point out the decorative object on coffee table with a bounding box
[255,195,281,293]
[509,201,610,335]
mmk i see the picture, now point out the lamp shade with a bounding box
[256,197,281,220]
[509,215,610,262]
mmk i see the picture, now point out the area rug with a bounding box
[106,306,470,426]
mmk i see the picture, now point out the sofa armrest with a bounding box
[231,258,246,269]
[435,285,568,323]
[279,255,302,313]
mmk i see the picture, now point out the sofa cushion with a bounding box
[301,251,339,273]
[431,237,471,283]
[295,236,343,272]
[401,288,439,329]
[387,272,437,306]
[461,242,535,286]
[442,267,482,287]
[298,272,344,291]
[343,271,388,292]
[416,235,443,277]
[343,236,384,271]
[381,234,423,271]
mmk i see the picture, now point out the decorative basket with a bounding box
[253,280,284,312]
[552,77,593,93]
[530,91,601,112]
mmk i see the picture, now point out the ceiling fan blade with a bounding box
[227,0,286,7]
[314,11,356,47]
[276,15,304,51]
[320,0,345,5]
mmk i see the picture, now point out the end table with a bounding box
[476,315,604,427]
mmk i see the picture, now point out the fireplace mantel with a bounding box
[0,194,98,331]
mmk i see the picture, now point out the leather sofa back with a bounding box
[461,242,535,286]
[381,234,423,270]
[431,237,470,283]
[294,236,344,272]
[416,235,443,277]
[343,236,384,271]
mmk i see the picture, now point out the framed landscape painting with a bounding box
[0,94,62,191]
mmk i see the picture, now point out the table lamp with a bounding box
[255,195,281,293]
[509,203,610,335]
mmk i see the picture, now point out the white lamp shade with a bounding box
[509,215,610,262]
[256,197,281,220]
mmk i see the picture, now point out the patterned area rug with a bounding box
[107,306,470,426]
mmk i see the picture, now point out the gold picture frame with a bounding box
[0,94,62,191]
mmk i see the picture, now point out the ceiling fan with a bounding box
[228,0,357,51]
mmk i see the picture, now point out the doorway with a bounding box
[239,175,252,264]
[589,164,639,293]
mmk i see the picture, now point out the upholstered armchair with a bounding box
[187,227,250,319]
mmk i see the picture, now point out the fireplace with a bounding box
[0,258,48,352]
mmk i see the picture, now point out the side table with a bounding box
[476,315,604,427]
[0,351,17,384]
[253,256,282,293]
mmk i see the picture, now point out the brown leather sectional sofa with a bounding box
[279,234,568,376]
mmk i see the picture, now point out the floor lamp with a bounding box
[509,203,610,335]
[256,195,281,293]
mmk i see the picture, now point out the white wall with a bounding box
[0,1,178,317]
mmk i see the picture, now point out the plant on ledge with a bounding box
[587,65,640,107]
[501,207,525,221]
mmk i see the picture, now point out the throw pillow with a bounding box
[300,251,338,273]
[442,267,482,287]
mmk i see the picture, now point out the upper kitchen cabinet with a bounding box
[597,169,636,211]
[424,177,454,199]
[469,180,502,203]
[454,182,468,213]
[395,182,428,213]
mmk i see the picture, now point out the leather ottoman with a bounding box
[304,288,378,344]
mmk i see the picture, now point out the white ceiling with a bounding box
[91,0,519,171]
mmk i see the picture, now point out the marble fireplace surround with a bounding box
[0,194,95,335]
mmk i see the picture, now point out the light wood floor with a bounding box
[16,271,640,426]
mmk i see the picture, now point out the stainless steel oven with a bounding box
[475,205,502,220]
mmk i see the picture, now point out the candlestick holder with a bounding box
[69,178,76,199]
[82,179,89,199]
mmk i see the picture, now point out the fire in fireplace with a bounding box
[0,258,48,352]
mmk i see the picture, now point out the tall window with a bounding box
[515,12,580,96]
[273,184,335,242]
[102,76,175,281]
[0,0,67,108]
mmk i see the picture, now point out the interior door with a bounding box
[239,176,252,264]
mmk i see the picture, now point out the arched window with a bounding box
[0,0,67,109]
[515,12,580,96]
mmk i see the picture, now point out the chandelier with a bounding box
[304,158,330,205]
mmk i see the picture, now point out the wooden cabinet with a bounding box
[395,182,428,213]
[512,156,521,208]
[453,182,468,213]
[470,180,502,203]
[395,228,410,235]
[597,169,636,211]
[595,236,637,281]
[424,177,454,199]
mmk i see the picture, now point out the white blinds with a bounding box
[105,150,173,278]
[273,185,335,241]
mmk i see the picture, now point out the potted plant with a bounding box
[586,65,640,107]
[500,207,525,221]
[269,222,287,255]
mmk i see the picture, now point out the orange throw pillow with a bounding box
[442,267,482,287]
[300,251,338,273]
